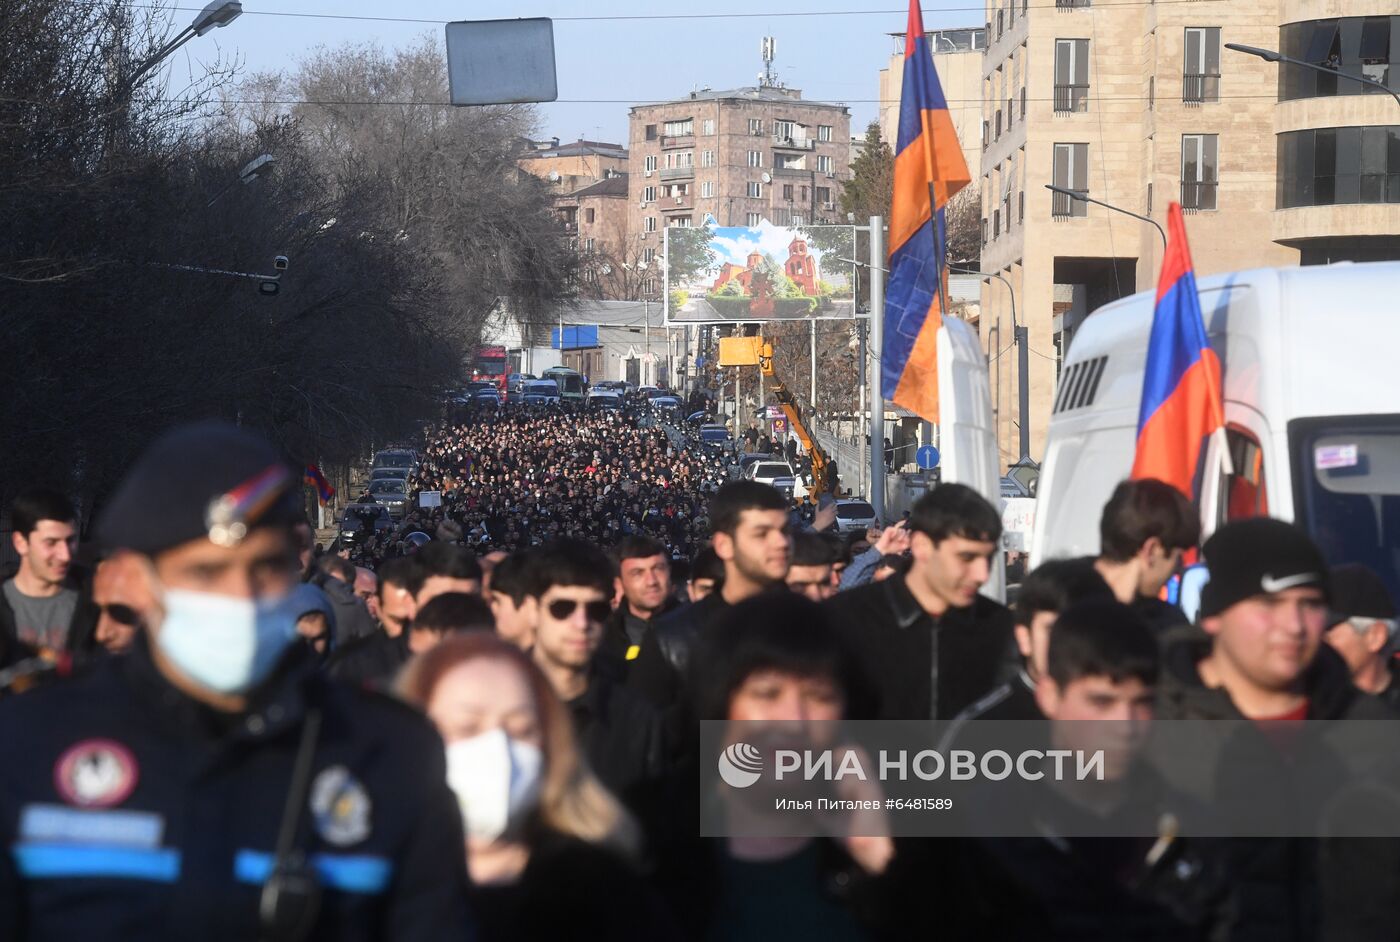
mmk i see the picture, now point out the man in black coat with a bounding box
[601,535,680,668]
[825,483,1016,721]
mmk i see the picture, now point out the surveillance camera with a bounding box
[259,280,280,296]
[273,255,289,272]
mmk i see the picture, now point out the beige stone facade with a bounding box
[878,27,986,178]
[972,0,1400,469]
[625,86,852,294]
[518,139,628,193]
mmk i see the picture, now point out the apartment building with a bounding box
[878,26,986,180]
[627,85,852,294]
[518,138,628,193]
[978,0,1328,467]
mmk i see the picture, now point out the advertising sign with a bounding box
[665,221,858,323]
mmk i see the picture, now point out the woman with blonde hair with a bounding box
[398,631,673,939]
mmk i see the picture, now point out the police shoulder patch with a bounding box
[309,765,372,847]
[54,739,139,808]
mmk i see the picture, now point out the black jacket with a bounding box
[1155,637,1400,942]
[627,593,730,712]
[824,575,1017,720]
[601,596,681,668]
[306,572,377,646]
[327,630,410,691]
[568,668,667,807]
[0,640,473,941]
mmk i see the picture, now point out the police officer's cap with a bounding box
[98,420,303,555]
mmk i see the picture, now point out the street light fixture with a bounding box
[1225,42,1400,110]
[207,153,277,207]
[126,1,243,88]
[951,266,1029,461]
[1044,183,1167,249]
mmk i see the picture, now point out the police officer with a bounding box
[0,422,473,940]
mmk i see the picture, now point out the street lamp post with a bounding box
[207,153,276,207]
[126,1,244,89]
[1044,184,1167,249]
[952,266,1028,461]
[1225,42,1400,110]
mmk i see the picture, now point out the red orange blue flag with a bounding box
[303,464,335,505]
[1130,203,1227,499]
[882,0,972,423]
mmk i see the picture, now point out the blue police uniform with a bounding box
[0,641,473,940]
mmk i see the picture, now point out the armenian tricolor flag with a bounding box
[1130,203,1227,499]
[882,0,972,422]
[303,464,335,505]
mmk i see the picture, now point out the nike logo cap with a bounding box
[1198,517,1330,619]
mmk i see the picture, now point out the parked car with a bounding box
[473,387,501,407]
[340,503,393,544]
[744,458,799,500]
[522,379,561,405]
[507,373,536,396]
[699,424,732,449]
[366,479,411,519]
[834,499,878,533]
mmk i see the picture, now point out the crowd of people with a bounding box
[1,401,1398,940]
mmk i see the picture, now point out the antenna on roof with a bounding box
[759,37,782,89]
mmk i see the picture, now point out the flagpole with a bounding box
[928,182,951,458]
[869,216,886,520]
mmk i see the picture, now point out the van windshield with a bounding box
[1291,418,1400,602]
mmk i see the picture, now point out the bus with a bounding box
[541,366,586,402]
[473,345,507,395]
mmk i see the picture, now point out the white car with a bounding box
[834,499,878,533]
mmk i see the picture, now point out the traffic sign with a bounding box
[916,445,940,470]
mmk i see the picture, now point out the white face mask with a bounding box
[155,588,299,696]
[444,728,543,843]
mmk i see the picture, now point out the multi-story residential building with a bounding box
[974,0,1400,468]
[626,84,852,290]
[518,138,628,193]
[878,26,986,178]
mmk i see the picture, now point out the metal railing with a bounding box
[661,134,695,149]
[772,135,815,150]
[1056,0,1090,9]
[1182,73,1220,104]
[1181,180,1217,211]
[1053,84,1089,112]
[1051,189,1086,218]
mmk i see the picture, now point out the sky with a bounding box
[706,222,852,287]
[165,0,986,144]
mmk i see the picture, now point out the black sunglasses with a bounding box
[546,599,611,622]
[101,604,140,627]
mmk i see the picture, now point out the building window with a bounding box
[781,184,794,201]
[645,124,657,141]
[774,120,797,141]
[1051,142,1089,216]
[817,155,835,173]
[995,108,1003,138]
[585,238,595,251]
[701,181,716,197]
[1146,181,1153,213]
[748,117,764,135]
[644,155,657,172]
[663,118,694,137]
[982,120,990,151]
[818,125,833,142]
[747,181,763,198]
[1019,190,1025,221]
[993,208,1001,238]
[644,216,657,232]
[792,215,804,226]
[701,150,716,167]
[644,247,656,263]
[746,212,763,226]
[748,150,763,167]
[997,7,1005,39]
[665,151,694,169]
[669,216,693,228]
[1181,134,1218,210]
[1054,39,1089,112]
[1280,17,1398,100]
[1148,75,1155,111]
[1183,28,1221,103]
[1277,125,1400,207]
[643,185,656,203]
[1007,96,1014,126]
[816,186,831,204]
[585,208,596,224]
[702,118,715,135]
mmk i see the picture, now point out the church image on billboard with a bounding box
[664,219,855,323]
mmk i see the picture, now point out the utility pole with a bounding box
[868,216,885,520]
[810,320,817,410]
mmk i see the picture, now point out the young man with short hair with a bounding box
[407,591,493,655]
[1092,479,1199,632]
[413,541,483,604]
[485,551,537,649]
[826,483,1014,720]
[603,535,680,664]
[786,531,837,602]
[2,488,85,659]
[526,540,665,806]
[630,481,791,711]
[328,556,418,688]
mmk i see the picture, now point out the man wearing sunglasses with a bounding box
[526,540,666,824]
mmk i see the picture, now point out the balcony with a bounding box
[773,165,812,177]
[661,134,695,150]
[663,194,694,211]
[772,135,815,151]
[1055,0,1090,8]
[1051,190,1087,218]
[660,167,694,182]
[1053,84,1089,113]
[1181,181,1217,212]
[1182,73,1220,105]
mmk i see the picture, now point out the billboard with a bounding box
[664,221,857,324]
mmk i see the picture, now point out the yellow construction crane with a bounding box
[757,339,832,502]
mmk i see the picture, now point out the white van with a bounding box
[1029,262,1400,602]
